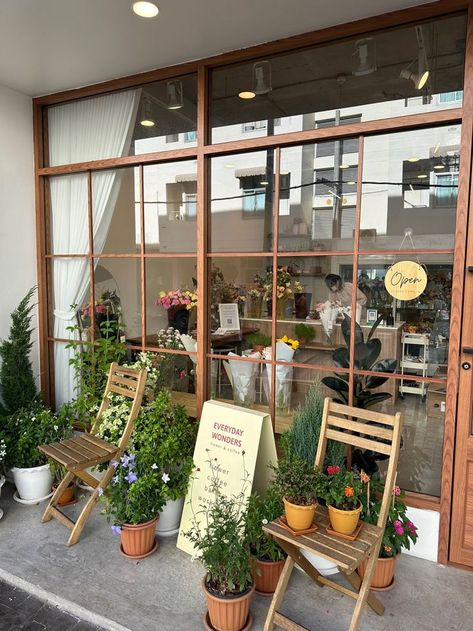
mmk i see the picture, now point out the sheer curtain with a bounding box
[49,90,139,407]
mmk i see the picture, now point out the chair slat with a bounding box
[70,436,108,458]
[273,612,309,631]
[47,442,84,464]
[110,375,139,390]
[39,443,76,467]
[49,507,75,530]
[112,366,141,377]
[80,433,117,454]
[325,428,392,456]
[60,438,98,460]
[329,401,395,426]
[326,415,394,441]
[108,383,138,398]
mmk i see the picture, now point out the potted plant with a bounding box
[134,391,197,537]
[246,332,271,354]
[103,449,168,558]
[294,322,316,346]
[320,466,364,535]
[185,455,254,631]
[358,479,418,589]
[272,456,321,531]
[48,460,76,506]
[3,403,73,502]
[246,484,286,596]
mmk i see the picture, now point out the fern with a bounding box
[0,287,38,414]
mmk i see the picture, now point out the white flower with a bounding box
[262,518,268,525]
[162,472,170,484]
[151,463,158,470]
[53,425,58,431]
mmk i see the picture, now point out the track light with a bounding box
[253,61,272,95]
[400,26,430,90]
[132,2,159,18]
[166,80,183,110]
[352,38,377,76]
[140,98,155,127]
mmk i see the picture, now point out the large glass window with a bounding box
[211,14,466,144]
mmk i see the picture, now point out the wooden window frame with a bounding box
[32,0,472,566]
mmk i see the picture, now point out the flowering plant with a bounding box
[362,478,418,558]
[246,484,286,562]
[319,466,365,510]
[2,403,73,469]
[272,456,322,506]
[185,452,253,595]
[277,335,299,351]
[262,266,303,300]
[103,450,168,529]
[155,327,184,350]
[96,394,132,445]
[156,289,197,311]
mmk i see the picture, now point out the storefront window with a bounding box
[210,14,466,144]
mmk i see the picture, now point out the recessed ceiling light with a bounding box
[260,180,269,186]
[417,174,428,179]
[340,164,350,169]
[140,119,155,127]
[238,91,256,99]
[408,157,420,163]
[132,2,159,18]
[433,164,445,170]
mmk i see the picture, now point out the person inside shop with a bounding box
[324,273,367,307]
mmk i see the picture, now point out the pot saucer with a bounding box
[203,611,253,631]
[13,490,53,505]
[255,589,274,597]
[370,576,395,592]
[119,539,158,560]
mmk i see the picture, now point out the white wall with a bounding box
[0,84,37,386]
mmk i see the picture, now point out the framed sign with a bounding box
[384,261,427,301]
[218,303,240,331]
[177,400,277,556]
[366,308,378,324]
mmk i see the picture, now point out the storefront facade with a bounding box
[33,0,473,568]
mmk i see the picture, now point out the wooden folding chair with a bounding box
[39,362,147,546]
[263,397,403,631]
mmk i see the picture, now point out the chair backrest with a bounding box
[314,398,403,531]
[91,362,148,450]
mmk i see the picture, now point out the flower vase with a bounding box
[246,296,263,318]
[167,305,189,334]
[276,298,288,320]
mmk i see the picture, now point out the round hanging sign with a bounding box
[384,260,427,301]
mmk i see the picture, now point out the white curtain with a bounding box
[49,91,140,407]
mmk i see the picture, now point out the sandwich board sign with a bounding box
[176,400,277,556]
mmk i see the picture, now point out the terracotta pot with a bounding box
[54,482,75,506]
[283,497,316,531]
[328,503,362,535]
[252,558,285,596]
[357,554,398,590]
[120,516,158,557]
[203,577,254,631]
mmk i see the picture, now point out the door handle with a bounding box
[469,266,473,272]
[463,347,473,355]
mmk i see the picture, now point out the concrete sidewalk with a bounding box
[0,481,471,631]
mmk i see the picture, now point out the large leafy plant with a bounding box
[322,315,397,410]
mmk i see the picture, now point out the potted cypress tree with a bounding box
[185,455,254,631]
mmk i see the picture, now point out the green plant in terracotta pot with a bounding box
[320,466,364,535]
[185,454,254,631]
[358,477,418,589]
[294,322,316,347]
[246,332,271,354]
[48,460,76,506]
[246,484,286,596]
[272,456,321,531]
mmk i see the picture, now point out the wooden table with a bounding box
[126,327,259,350]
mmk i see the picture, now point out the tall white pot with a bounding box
[301,550,338,576]
[156,497,185,537]
[11,464,53,501]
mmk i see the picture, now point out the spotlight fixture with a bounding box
[140,98,155,127]
[433,164,445,170]
[132,1,159,18]
[400,26,429,90]
[417,174,428,179]
[253,61,272,95]
[239,90,256,100]
[260,180,269,186]
[352,38,377,76]
[166,80,183,110]
[339,164,350,169]
[408,157,420,163]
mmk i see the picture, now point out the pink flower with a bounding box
[179,370,186,380]
[393,519,404,535]
[407,520,417,533]
[327,465,341,475]
[393,485,401,496]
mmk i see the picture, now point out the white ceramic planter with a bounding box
[156,497,184,537]
[301,550,338,576]
[11,463,53,501]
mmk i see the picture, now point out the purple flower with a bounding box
[121,454,132,466]
[111,525,121,536]
[125,471,138,484]
[97,487,104,496]
[111,459,119,469]
[112,475,119,484]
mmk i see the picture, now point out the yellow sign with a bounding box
[384,260,427,301]
[176,400,277,556]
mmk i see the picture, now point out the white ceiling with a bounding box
[0,0,432,97]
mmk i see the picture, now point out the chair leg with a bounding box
[343,568,384,616]
[264,556,295,631]
[348,550,380,631]
[41,471,75,523]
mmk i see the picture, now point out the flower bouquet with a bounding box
[262,266,303,319]
[225,350,261,408]
[262,340,295,415]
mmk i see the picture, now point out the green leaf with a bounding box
[332,347,350,369]
[321,376,349,393]
[367,315,384,342]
